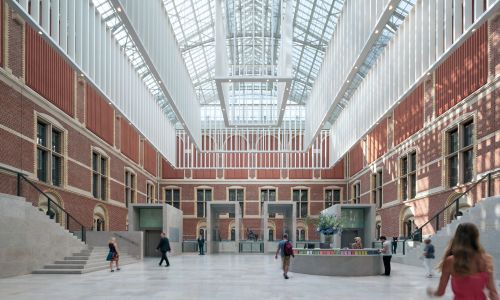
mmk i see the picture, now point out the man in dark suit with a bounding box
[197,234,205,255]
[156,232,171,267]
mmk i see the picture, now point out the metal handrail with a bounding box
[0,165,87,243]
[412,170,499,241]
[113,233,139,246]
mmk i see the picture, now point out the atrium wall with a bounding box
[0,1,498,244]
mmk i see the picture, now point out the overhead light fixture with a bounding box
[471,28,476,32]
[375,29,379,34]
[388,5,393,10]
[427,72,431,76]
[38,31,43,35]
[354,66,358,69]
[80,73,84,77]
[347,80,350,83]
[158,80,162,84]
[275,79,278,82]
[228,79,232,82]
[266,79,269,82]
[116,7,122,12]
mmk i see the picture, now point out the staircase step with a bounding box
[64,256,89,260]
[33,269,83,274]
[54,260,87,265]
[44,264,85,270]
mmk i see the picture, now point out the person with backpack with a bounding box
[422,238,435,277]
[275,233,294,279]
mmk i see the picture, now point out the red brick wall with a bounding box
[161,158,183,179]
[85,84,114,146]
[25,26,74,116]
[143,141,157,176]
[8,6,23,78]
[349,141,364,176]
[0,0,3,68]
[366,118,388,164]
[120,119,139,163]
[394,84,424,146]
[435,22,488,116]
[322,158,344,179]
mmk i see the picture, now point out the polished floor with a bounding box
[0,254,455,300]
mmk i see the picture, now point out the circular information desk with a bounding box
[289,248,383,276]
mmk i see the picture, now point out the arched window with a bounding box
[296,228,306,241]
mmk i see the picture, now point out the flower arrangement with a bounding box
[306,214,344,236]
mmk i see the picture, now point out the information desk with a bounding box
[289,248,383,276]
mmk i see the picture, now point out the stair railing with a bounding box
[0,165,87,243]
[412,169,499,242]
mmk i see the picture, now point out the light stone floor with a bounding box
[0,254,456,300]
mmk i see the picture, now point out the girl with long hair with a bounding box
[427,223,498,299]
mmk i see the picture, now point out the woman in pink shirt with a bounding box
[427,223,498,300]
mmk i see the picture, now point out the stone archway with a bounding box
[93,204,109,231]
[296,221,307,241]
[196,221,207,240]
[38,192,65,226]
[375,214,382,240]
[444,193,472,224]
[267,220,276,241]
[399,206,415,239]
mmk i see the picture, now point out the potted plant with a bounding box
[305,214,344,246]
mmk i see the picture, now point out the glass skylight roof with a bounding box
[164,0,346,115]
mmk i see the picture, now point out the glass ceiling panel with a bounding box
[92,0,178,123]
[164,0,346,120]
[327,0,416,124]
[290,0,344,105]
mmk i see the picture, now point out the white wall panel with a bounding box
[6,0,178,164]
[329,0,497,166]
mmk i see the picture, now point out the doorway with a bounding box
[144,230,162,257]
[341,229,363,248]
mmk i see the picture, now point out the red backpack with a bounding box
[284,241,294,256]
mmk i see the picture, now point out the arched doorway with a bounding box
[445,194,471,224]
[38,192,64,226]
[267,221,276,241]
[400,206,415,239]
[93,205,108,231]
[196,221,207,240]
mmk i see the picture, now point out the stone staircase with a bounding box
[33,246,140,274]
[393,196,500,278]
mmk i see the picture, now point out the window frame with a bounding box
[351,181,361,204]
[146,181,156,204]
[324,187,342,209]
[371,169,383,208]
[445,118,475,187]
[292,188,309,218]
[36,118,65,187]
[91,150,109,201]
[196,187,213,218]
[124,169,136,208]
[260,187,277,217]
[400,151,417,201]
[228,187,245,217]
[164,187,181,209]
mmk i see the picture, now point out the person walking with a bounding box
[156,232,171,267]
[379,236,392,276]
[427,223,498,299]
[422,238,435,277]
[197,234,205,255]
[106,237,120,272]
[275,233,294,279]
